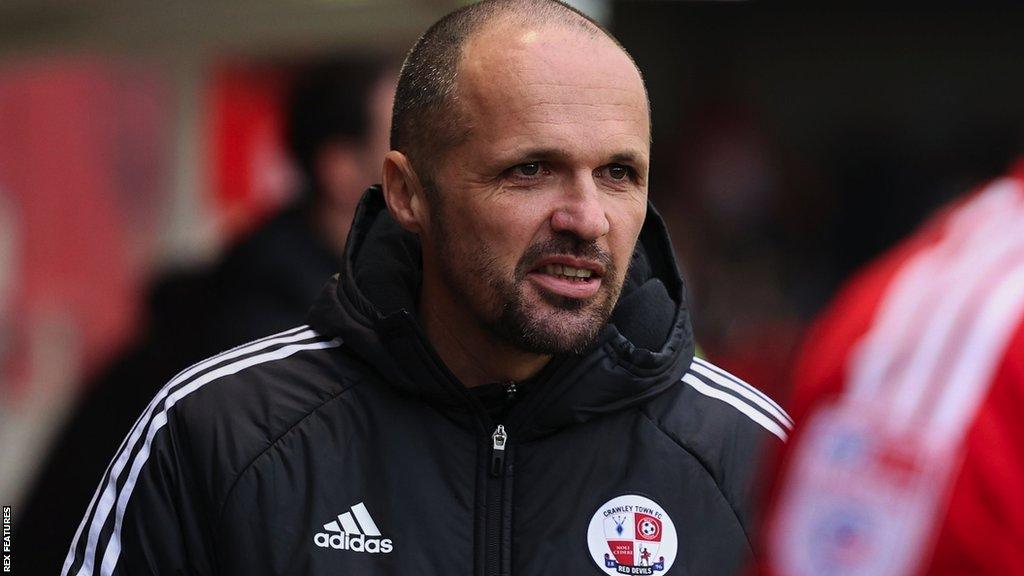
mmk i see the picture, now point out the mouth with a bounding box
[526,257,605,299]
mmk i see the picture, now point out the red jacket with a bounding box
[765,163,1024,575]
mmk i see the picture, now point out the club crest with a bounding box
[587,494,678,575]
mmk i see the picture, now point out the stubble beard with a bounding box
[495,236,620,355]
[428,197,621,356]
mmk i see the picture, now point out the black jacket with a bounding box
[63,187,790,576]
[20,201,341,576]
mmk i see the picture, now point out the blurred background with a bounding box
[2,0,1024,570]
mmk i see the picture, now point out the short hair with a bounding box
[390,0,638,186]
[287,58,389,191]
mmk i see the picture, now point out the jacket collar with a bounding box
[307,186,695,439]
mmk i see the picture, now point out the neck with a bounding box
[419,272,551,389]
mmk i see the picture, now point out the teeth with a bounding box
[541,264,593,279]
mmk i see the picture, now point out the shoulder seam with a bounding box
[637,406,755,550]
[692,357,793,426]
[684,360,791,442]
[215,376,362,522]
[167,325,313,385]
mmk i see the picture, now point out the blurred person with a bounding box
[14,59,395,575]
[764,160,1024,574]
[204,58,397,352]
[62,1,789,574]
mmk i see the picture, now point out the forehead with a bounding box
[456,23,650,159]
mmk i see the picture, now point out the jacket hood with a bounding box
[307,186,695,438]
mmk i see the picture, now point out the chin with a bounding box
[530,326,602,355]
[497,298,610,356]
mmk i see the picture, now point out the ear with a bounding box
[382,150,428,234]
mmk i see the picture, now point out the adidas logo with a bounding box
[313,502,394,554]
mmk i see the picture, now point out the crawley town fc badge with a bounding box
[587,495,678,575]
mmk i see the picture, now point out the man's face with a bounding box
[421,24,650,355]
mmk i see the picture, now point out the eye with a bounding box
[504,162,551,184]
[597,164,636,183]
[513,163,542,177]
[607,165,630,180]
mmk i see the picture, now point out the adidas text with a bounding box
[314,532,393,553]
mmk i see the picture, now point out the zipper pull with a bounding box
[490,424,508,477]
[504,380,517,400]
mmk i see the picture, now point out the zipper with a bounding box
[479,363,563,575]
[485,424,510,576]
[490,424,508,477]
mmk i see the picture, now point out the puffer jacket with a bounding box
[63,187,790,576]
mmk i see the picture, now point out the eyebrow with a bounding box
[508,147,570,162]
[504,148,648,166]
[608,150,648,167]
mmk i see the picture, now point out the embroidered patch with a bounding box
[587,494,678,575]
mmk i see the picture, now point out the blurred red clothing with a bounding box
[764,162,1024,575]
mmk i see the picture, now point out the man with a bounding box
[765,162,1024,574]
[63,1,789,574]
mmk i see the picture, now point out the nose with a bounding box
[550,172,610,241]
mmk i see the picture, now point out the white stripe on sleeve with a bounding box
[96,337,341,576]
[66,326,330,576]
[682,373,789,442]
[690,359,793,429]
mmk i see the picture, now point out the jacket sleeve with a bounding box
[61,397,215,575]
[645,357,793,545]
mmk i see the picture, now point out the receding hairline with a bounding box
[458,16,647,96]
[454,18,650,131]
[390,0,649,185]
